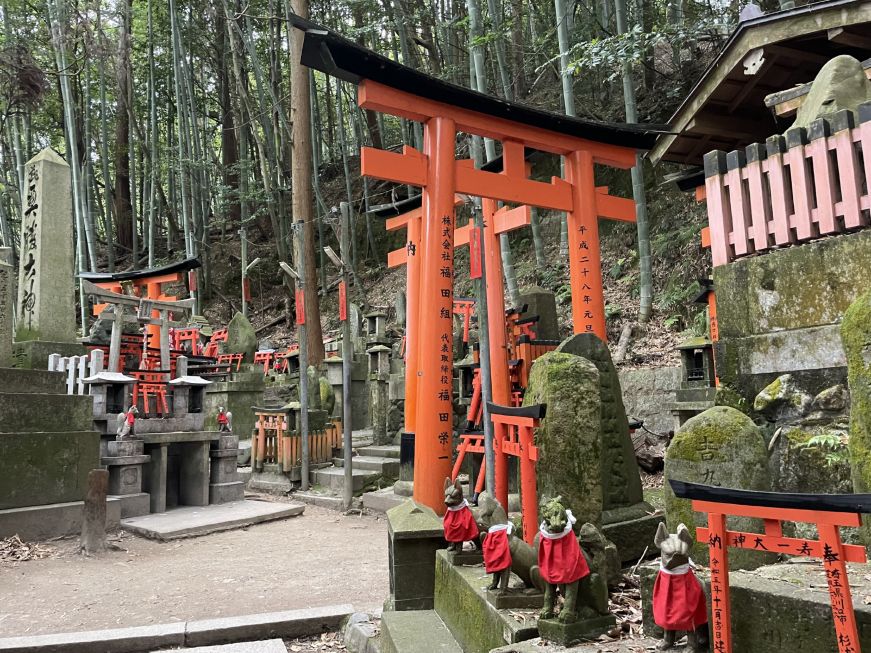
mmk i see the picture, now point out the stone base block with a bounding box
[0,498,121,541]
[393,480,413,497]
[444,548,483,566]
[12,340,85,370]
[218,434,239,450]
[602,503,664,564]
[106,462,147,495]
[537,615,616,647]
[210,450,242,484]
[210,481,245,504]
[485,588,544,610]
[380,610,462,653]
[434,549,539,652]
[248,470,295,494]
[388,501,446,612]
[112,492,151,518]
[108,440,144,456]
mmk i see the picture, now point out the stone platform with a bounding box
[0,497,121,541]
[121,500,304,540]
[639,560,871,652]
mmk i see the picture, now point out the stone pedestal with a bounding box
[144,443,169,513]
[179,441,210,506]
[102,440,151,518]
[517,286,560,341]
[444,549,483,566]
[484,589,544,610]
[203,370,264,440]
[387,501,446,611]
[537,615,616,647]
[209,433,245,503]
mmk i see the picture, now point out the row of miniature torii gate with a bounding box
[357,80,641,518]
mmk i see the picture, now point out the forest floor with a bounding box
[0,500,388,638]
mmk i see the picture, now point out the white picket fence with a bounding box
[48,349,105,396]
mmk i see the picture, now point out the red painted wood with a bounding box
[808,136,838,235]
[726,166,751,256]
[696,528,866,563]
[834,129,866,229]
[705,172,732,267]
[745,159,770,252]
[764,153,794,245]
[787,143,816,240]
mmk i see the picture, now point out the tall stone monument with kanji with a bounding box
[13,148,83,368]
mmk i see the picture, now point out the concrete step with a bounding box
[361,486,408,513]
[357,444,400,459]
[380,610,462,653]
[332,455,400,476]
[312,467,381,493]
[0,368,67,395]
[0,392,94,433]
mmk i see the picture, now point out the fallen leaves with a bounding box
[285,632,347,652]
[0,536,54,563]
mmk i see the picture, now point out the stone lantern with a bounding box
[670,337,717,428]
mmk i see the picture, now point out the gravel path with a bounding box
[0,503,388,637]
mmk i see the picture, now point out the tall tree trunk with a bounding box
[290,0,325,366]
[352,4,383,150]
[510,0,527,98]
[114,0,134,254]
[615,0,652,322]
[554,0,573,261]
[96,3,115,271]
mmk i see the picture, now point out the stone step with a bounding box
[380,610,462,653]
[312,467,381,493]
[294,490,345,511]
[361,486,408,513]
[0,368,67,395]
[332,455,400,476]
[357,444,400,459]
[0,392,94,433]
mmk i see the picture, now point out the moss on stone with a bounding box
[841,290,871,547]
[715,384,752,415]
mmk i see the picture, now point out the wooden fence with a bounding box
[252,410,343,473]
[704,105,871,267]
[48,349,105,395]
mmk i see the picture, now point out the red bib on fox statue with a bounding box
[443,500,479,543]
[538,511,590,585]
[652,564,708,631]
[482,524,512,573]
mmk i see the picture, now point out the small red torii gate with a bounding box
[358,79,641,513]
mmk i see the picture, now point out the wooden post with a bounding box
[80,469,109,555]
[707,512,732,653]
[566,150,607,340]
[482,197,511,511]
[413,115,457,514]
[818,522,861,653]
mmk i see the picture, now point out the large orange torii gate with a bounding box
[291,18,660,513]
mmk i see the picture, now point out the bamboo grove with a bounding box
[0,0,754,360]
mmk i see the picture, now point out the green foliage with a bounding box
[797,433,849,468]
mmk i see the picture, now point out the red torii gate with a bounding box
[359,80,642,512]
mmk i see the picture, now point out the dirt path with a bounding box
[0,503,388,637]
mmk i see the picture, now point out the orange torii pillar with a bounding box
[359,80,639,512]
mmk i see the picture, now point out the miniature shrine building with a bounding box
[653,0,871,401]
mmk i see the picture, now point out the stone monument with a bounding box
[0,247,13,367]
[664,405,775,568]
[13,148,84,368]
[552,334,663,562]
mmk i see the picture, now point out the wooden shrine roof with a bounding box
[79,257,201,282]
[651,0,871,166]
[289,15,664,151]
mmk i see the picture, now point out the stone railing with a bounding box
[48,349,104,395]
[704,104,871,267]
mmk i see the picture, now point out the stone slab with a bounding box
[111,492,151,519]
[293,491,344,511]
[0,393,93,433]
[121,500,304,541]
[380,610,462,653]
[361,487,407,513]
[333,455,400,476]
[0,622,186,653]
[184,604,354,647]
[357,445,400,459]
[209,481,245,504]
[0,430,100,510]
[247,471,295,495]
[0,498,120,541]
[601,509,664,564]
[0,257,13,367]
[485,589,544,610]
[444,549,483,566]
[162,640,286,652]
[314,467,380,493]
[0,368,66,395]
[139,431,220,444]
[434,549,539,652]
[537,615,616,647]
[11,341,85,371]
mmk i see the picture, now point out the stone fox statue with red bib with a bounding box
[443,477,479,552]
[652,522,709,652]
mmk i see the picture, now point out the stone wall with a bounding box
[619,366,681,436]
[714,230,871,400]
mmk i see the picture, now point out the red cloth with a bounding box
[126,412,135,426]
[443,505,479,543]
[218,413,229,425]
[653,568,708,631]
[538,532,590,585]
[482,528,512,573]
